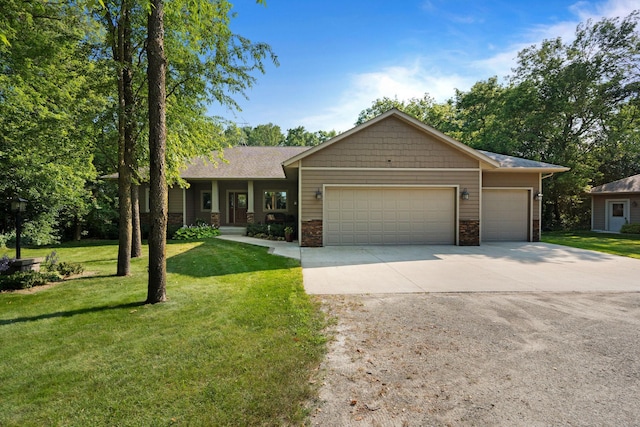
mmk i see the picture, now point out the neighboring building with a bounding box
[590,174,640,232]
[137,109,569,246]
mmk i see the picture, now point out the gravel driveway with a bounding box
[308,292,640,426]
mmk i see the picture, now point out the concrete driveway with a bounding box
[301,242,640,294]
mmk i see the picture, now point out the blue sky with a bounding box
[209,0,637,133]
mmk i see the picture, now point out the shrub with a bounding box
[172,224,221,240]
[246,223,296,239]
[56,262,84,277]
[621,223,640,234]
[43,251,60,272]
[0,271,61,291]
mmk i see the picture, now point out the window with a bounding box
[264,191,287,211]
[202,191,212,211]
[612,203,624,217]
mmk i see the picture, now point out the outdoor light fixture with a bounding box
[315,188,323,200]
[461,188,469,200]
[534,192,543,201]
[11,197,28,260]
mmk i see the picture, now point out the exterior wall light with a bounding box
[461,188,469,200]
[534,192,543,201]
[315,188,323,200]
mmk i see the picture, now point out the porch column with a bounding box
[247,180,255,224]
[182,188,187,226]
[210,180,220,227]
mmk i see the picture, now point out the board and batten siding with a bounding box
[303,116,479,169]
[482,171,541,220]
[300,169,480,221]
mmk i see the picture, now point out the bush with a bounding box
[172,224,221,240]
[43,251,60,272]
[0,271,61,291]
[246,223,296,239]
[56,261,84,277]
[621,223,640,234]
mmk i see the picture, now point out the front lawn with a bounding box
[542,230,640,259]
[0,239,326,426]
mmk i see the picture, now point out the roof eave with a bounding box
[487,167,571,173]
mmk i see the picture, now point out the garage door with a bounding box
[482,189,529,241]
[325,187,455,245]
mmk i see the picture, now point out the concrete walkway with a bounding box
[216,235,301,260]
[301,242,640,294]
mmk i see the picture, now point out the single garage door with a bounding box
[482,189,529,241]
[325,187,455,245]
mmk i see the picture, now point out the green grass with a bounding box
[542,230,640,259]
[0,239,326,426]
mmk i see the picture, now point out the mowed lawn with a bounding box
[0,239,326,426]
[542,230,640,259]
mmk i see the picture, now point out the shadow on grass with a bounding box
[0,301,145,326]
[166,238,297,278]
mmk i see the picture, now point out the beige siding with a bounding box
[482,172,539,187]
[592,195,606,230]
[483,171,540,220]
[300,169,479,221]
[303,116,479,169]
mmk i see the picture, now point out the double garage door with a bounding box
[482,189,529,241]
[325,187,455,245]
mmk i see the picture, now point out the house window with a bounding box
[202,191,212,211]
[264,191,287,211]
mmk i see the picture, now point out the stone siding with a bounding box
[459,220,480,246]
[533,219,540,242]
[301,220,323,247]
[210,212,220,227]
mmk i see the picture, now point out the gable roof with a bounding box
[283,109,501,168]
[590,174,640,194]
[181,146,308,179]
[478,151,570,173]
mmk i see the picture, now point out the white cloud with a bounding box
[299,62,473,132]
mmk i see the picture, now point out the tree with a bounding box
[509,12,640,228]
[246,123,285,146]
[146,0,167,303]
[143,0,275,302]
[90,0,277,277]
[0,0,107,244]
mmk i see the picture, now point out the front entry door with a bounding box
[229,192,248,224]
[607,200,628,232]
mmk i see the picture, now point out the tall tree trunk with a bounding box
[146,0,167,304]
[131,182,142,258]
[122,0,141,260]
[116,1,132,276]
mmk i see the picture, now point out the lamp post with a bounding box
[11,197,28,260]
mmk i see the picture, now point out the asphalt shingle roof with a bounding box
[478,150,569,170]
[590,174,640,194]
[180,146,309,179]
